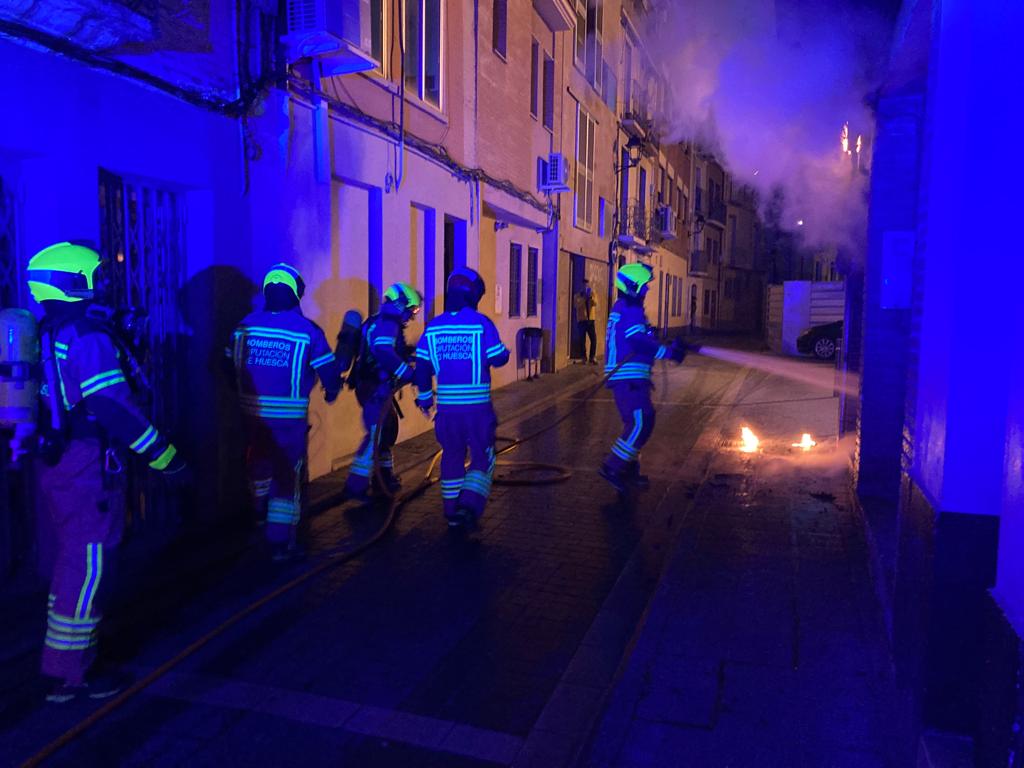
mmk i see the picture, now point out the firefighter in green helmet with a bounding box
[24,242,187,702]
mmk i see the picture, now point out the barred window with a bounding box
[509,243,522,317]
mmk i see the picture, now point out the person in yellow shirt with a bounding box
[574,279,598,365]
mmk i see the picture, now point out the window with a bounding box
[680,190,687,224]
[574,106,596,230]
[598,197,606,237]
[638,167,647,223]
[623,43,633,111]
[509,243,522,317]
[574,0,586,65]
[370,0,384,68]
[729,214,737,261]
[602,60,617,112]
[530,39,539,117]
[527,247,539,317]
[695,168,703,213]
[543,55,555,130]
[575,0,603,89]
[0,173,20,308]
[703,289,710,316]
[724,278,734,300]
[405,0,443,108]
[586,0,604,90]
[493,0,507,58]
[815,261,823,281]
[659,165,666,204]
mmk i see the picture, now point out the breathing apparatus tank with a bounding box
[0,308,40,430]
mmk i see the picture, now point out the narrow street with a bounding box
[0,348,897,767]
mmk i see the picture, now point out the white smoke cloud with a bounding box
[647,0,892,250]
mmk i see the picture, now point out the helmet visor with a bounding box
[26,269,94,299]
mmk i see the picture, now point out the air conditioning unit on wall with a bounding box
[283,0,376,75]
[655,205,676,239]
[540,153,571,193]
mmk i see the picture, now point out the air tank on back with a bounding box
[0,308,40,429]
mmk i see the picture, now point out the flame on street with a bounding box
[840,122,849,155]
[740,427,760,453]
[792,433,817,451]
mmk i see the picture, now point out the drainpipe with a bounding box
[311,58,330,184]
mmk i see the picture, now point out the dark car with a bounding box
[797,320,843,360]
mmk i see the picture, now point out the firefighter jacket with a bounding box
[47,315,178,470]
[232,308,342,420]
[413,307,510,408]
[604,297,670,385]
[351,310,414,400]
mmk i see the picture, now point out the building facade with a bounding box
[0,0,766,575]
[850,0,1024,763]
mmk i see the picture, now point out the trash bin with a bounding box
[517,327,544,381]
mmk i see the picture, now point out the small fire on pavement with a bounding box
[792,433,817,451]
[739,426,760,453]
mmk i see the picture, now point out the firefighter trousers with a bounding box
[37,439,125,685]
[604,381,657,475]
[344,387,399,497]
[244,417,307,544]
[435,403,497,521]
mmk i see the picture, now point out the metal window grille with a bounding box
[509,243,522,317]
[0,175,20,309]
[526,247,538,317]
[98,169,186,529]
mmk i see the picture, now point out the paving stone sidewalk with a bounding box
[579,375,899,768]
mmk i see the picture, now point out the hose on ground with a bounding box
[21,357,634,767]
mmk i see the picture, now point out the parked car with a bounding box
[797,320,843,360]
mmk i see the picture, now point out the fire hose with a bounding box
[21,349,674,767]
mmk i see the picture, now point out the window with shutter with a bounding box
[530,39,539,116]
[509,244,522,317]
[493,0,507,58]
[527,248,539,317]
[543,56,555,130]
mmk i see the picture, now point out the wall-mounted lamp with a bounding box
[626,136,644,167]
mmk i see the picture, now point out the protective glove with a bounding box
[160,451,193,487]
[324,384,342,404]
[668,337,688,364]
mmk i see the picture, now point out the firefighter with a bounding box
[599,263,686,493]
[413,268,509,529]
[342,282,422,501]
[232,264,342,561]
[24,242,187,702]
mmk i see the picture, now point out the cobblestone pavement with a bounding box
[0,347,896,768]
[581,362,899,768]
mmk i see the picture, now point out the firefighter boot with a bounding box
[627,462,650,491]
[599,460,628,494]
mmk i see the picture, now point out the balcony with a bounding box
[689,249,708,275]
[621,88,651,140]
[533,0,574,31]
[707,199,727,227]
[617,202,650,248]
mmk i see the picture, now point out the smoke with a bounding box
[647,0,893,250]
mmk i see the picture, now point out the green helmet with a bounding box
[263,263,305,299]
[26,242,103,303]
[615,262,654,297]
[383,282,422,314]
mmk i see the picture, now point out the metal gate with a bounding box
[98,170,186,529]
